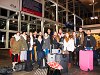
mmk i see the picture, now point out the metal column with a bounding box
[18,11,21,32]
[5,10,10,48]
[56,0,58,33]
[41,0,45,34]
[27,23,30,34]
[66,0,69,32]
[74,14,76,31]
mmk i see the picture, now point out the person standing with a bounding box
[10,32,21,70]
[78,27,85,49]
[42,33,50,56]
[47,29,53,44]
[36,35,44,67]
[52,32,60,49]
[58,28,64,50]
[33,31,38,61]
[73,31,80,66]
[83,29,96,50]
[64,32,75,69]
[27,32,34,62]
[20,31,28,62]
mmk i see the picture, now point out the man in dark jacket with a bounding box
[83,29,96,50]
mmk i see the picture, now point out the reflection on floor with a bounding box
[0,49,100,75]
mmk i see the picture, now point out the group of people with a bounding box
[10,27,96,70]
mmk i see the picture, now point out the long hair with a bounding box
[64,32,70,42]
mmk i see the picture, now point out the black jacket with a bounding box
[83,35,96,49]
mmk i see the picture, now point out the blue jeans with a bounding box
[27,48,34,62]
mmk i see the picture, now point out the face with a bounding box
[54,32,57,36]
[65,32,69,38]
[30,32,33,36]
[73,32,76,36]
[79,28,83,32]
[34,31,37,35]
[48,29,51,34]
[38,35,42,39]
[39,32,42,36]
[23,32,26,35]
[87,30,91,35]
[16,32,20,36]
[59,29,62,34]
[44,33,48,37]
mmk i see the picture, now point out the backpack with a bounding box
[24,60,33,71]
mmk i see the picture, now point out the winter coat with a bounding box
[42,36,50,50]
[83,35,96,49]
[64,38,75,52]
[10,37,21,54]
[20,36,28,51]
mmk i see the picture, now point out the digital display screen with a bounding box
[22,0,42,16]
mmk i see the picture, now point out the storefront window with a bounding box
[21,22,27,31]
[9,20,18,31]
[0,32,6,48]
[0,18,6,29]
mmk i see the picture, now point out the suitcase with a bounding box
[0,67,13,75]
[25,60,33,71]
[14,62,25,71]
[55,54,68,74]
[79,50,93,71]
[47,54,56,62]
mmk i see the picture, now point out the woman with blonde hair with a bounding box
[63,32,75,69]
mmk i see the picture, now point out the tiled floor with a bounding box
[0,49,100,75]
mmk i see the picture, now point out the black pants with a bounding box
[12,54,18,62]
[69,51,74,63]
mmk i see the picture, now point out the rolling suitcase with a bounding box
[47,54,56,62]
[55,54,68,74]
[79,50,93,71]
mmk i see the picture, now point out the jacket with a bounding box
[42,36,50,50]
[10,37,21,54]
[20,36,28,51]
[64,38,75,52]
[83,35,96,49]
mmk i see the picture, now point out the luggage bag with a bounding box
[55,54,68,74]
[79,50,93,71]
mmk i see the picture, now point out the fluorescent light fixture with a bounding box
[94,16,98,19]
[90,16,98,20]
[90,17,94,20]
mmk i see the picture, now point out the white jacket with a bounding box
[64,38,75,52]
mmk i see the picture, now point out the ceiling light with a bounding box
[94,16,98,19]
[22,14,25,16]
[90,17,94,20]
[13,20,15,23]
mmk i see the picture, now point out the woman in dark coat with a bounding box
[36,35,45,67]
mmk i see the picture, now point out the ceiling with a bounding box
[79,0,100,12]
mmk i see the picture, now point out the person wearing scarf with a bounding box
[36,35,44,67]
[42,33,50,56]
[10,32,21,71]
[20,31,28,62]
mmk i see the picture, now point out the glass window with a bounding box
[0,32,6,48]
[0,18,6,29]
[1,8,7,17]
[21,22,27,31]
[9,20,18,31]
[30,24,36,32]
